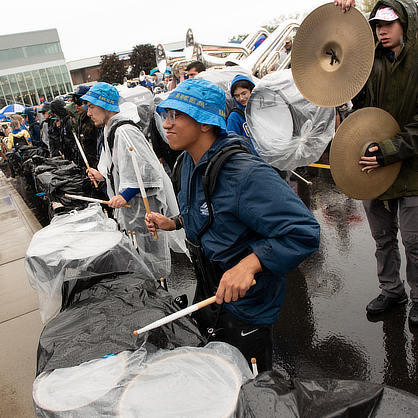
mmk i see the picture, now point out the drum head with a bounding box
[63,232,122,259]
[33,352,127,412]
[119,351,242,417]
[246,88,293,146]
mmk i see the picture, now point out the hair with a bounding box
[186,61,206,73]
[231,80,255,96]
[10,120,19,129]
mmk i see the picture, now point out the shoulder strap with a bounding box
[196,144,251,244]
[106,120,141,153]
[171,151,186,196]
[230,107,245,120]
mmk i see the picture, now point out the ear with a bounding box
[201,124,212,133]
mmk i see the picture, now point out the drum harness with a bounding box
[172,143,251,340]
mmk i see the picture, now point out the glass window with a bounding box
[0,47,24,61]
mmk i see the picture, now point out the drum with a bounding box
[118,343,251,418]
[33,352,127,417]
[246,69,335,171]
[25,224,148,323]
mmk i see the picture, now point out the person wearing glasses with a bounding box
[226,74,255,142]
[145,79,320,372]
[69,86,99,168]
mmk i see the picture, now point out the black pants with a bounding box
[194,306,273,373]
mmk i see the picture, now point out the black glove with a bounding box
[365,142,385,167]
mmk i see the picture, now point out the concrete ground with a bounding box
[0,171,43,418]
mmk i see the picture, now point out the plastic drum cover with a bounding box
[33,352,127,415]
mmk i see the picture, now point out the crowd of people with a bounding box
[1,0,417,372]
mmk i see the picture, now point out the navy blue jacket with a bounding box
[178,133,320,325]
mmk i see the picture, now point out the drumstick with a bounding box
[127,145,158,240]
[64,193,131,208]
[73,133,98,188]
[251,358,258,377]
[133,279,256,336]
[290,170,312,185]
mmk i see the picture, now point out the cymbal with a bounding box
[291,3,375,108]
[330,107,401,200]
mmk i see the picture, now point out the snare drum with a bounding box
[33,352,127,417]
[118,346,248,418]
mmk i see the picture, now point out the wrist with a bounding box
[170,215,183,230]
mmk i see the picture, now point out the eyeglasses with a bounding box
[160,109,184,124]
[233,90,250,101]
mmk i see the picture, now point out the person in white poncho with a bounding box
[82,82,176,280]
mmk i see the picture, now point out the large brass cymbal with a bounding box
[330,107,401,200]
[292,3,375,108]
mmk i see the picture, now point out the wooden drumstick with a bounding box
[133,280,256,336]
[74,133,98,188]
[64,193,131,208]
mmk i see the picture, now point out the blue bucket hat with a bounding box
[156,79,226,130]
[80,82,120,112]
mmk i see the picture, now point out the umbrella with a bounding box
[0,104,26,117]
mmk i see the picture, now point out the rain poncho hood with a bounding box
[50,99,68,119]
[23,107,37,124]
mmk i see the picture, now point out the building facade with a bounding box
[0,29,73,108]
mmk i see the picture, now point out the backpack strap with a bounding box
[105,120,142,193]
[171,151,186,196]
[230,107,245,120]
[196,144,251,244]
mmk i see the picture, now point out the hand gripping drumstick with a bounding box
[73,133,98,188]
[127,145,158,240]
[64,193,131,208]
[133,280,256,336]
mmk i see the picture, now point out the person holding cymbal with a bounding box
[335,0,418,325]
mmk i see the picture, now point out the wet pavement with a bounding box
[166,167,418,398]
[4,164,418,416]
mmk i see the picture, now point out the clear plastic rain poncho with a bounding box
[195,66,259,116]
[98,102,187,280]
[118,85,155,138]
[25,203,154,323]
[33,342,254,418]
[245,69,336,171]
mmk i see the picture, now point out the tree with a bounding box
[129,44,156,78]
[98,53,127,85]
[229,34,249,42]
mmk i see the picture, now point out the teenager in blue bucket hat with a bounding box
[156,78,227,131]
[146,78,320,372]
[80,82,120,112]
[84,81,178,281]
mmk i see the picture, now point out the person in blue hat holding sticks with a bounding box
[145,78,320,371]
[83,82,177,281]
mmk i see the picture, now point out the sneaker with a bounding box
[409,302,418,326]
[366,292,408,315]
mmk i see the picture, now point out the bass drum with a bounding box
[33,352,127,417]
[246,69,336,171]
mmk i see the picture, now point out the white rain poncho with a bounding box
[25,204,154,323]
[245,69,336,171]
[98,102,185,279]
[33,342,254,418]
